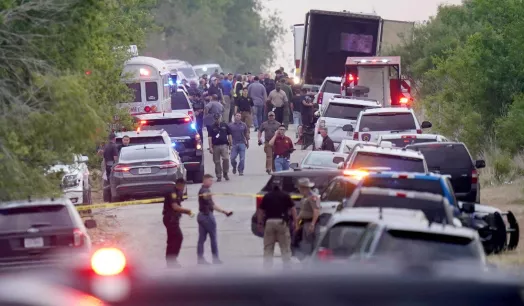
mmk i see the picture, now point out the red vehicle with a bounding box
[341,56,413,107]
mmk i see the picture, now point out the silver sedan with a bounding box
[290,151,348,170]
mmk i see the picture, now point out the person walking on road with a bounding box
[269,125,295,172]
[267,83,288,124]
[207,113,232,182]
[103,133,119,180]
[248,76,267,131]
[229,113,249,176]
[197,174,233,265]
[319,127,335,151]
[235,87,254,128]
[258,112,281,174]
[278,78,293,129]
[163,178,193,268]
[203,94,224,128]
[294,178,320,258]
[257,178,297,268]
[220,75,233,122]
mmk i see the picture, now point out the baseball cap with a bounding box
[268,111,275,116]
[211,77,217,81]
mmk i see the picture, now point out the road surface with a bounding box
[102,126,310,268]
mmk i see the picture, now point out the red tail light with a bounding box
[188,111,194,120]
[401,135,415,139]
[113,164,130,172]
[317,92,324,104]
[353,132,359,140]
[416,129,422,134]
[160,161,178,169]
[91,248,126,276]
[144,106,151,113]
[399,97,409,104]
[472,169,478,184]
[317,247,334,261]
[398,174,408,179]
[73,228,85,247]
[396,192,407,198]
[256,195,263,208]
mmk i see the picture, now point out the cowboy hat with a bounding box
[297,177,315,188]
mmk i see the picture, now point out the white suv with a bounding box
[313,76,342,110]
[315,95,381,148]
[344,144,428,173]
[377,133,449,148]
[344,107,432,143]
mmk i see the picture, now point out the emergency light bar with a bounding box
[354,59,390,64]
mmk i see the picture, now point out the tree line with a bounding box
[388,0,524,157]
[0,0,282,200]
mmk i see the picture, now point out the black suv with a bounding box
[406,142,485,202]
[136,112,204,183]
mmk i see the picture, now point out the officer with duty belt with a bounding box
[163,178,193,268]
[294,178,320,258]
[257,111,281,174]
[257,177,297,268]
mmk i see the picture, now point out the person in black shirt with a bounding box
[319,127,336,151]
[117,135,130,154]
[234,87,254,127]
[163,178,193,268]
[257,178,297,268]
[197,174,233,264]
[207,113,232,181]
[103,133,119,180]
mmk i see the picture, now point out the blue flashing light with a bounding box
[171,142,176,147]
[191,123,196,130]
[176,80,181,85]
[168,79,174,86]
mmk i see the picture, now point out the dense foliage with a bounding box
[388,0,524,156]
[0,0,156,200]
[144,0,285,73]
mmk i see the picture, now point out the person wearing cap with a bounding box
[257,177,296,268]
[163,178,193,268]
[258,111,281,174]
[268,124,295,172]
[267,83,288,125]
[295,177,321,257]
[207,113,232,181]
[197,174,233,264]
[103,133,119,181]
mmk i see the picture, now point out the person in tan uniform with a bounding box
[257,177,297,268]
[294,178,320,257]
[258,111,281,174]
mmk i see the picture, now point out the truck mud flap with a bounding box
[503,211,519,250]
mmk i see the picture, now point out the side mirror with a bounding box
[84,219,97,229]
[461,202,475,214]
[336,203,343,211]
[421,121,432,129]
[475,160,486,169]
[337,162,345,169]
[289,163,299,169]
[79,155,89,163]
[342,124,353,132]
[333,156,345,164]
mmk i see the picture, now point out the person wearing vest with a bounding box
[207,113,232,182]
[267,83,288,124]
[294,178,320,259]
[197,174,233,265]
[163,178,193,268]
[257,111,281,174]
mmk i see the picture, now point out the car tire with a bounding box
[192,165,204,184]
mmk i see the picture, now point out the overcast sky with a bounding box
[264,0,462,71]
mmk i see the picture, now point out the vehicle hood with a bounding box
[47,164,81,177]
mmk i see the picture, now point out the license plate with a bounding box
[138,167,151,174]
[24,237,44,248]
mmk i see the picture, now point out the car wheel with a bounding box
[192,166,204,184]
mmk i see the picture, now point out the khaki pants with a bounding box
[263,219,291,267]
[264,142,273,171]
[223,96,231,122]
[212,144,229,178]
[241,111,252,128]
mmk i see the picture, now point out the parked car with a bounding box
[47,155,92,205]
[290,151,347,170]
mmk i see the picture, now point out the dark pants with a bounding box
[228,97,235,123]
[163,217,183,264]
[274,106,284,124]
[105,165,112,180]
[197,213,218,259]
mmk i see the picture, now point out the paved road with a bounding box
[104,126,310,268]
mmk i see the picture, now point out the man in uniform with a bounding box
[234,87,254,128]
[258,111,281,174]
[295,178,320,258]
[228,113,249,176]
[266,83,288,124]
[197,174,233,264]
[268,125,294,172]
[319,127,336,151]
[278,78,293,129]
[163,178,193,268]
[207,113,232,181]
[257,178,297,268]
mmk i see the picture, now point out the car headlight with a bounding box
[62,175,81,188]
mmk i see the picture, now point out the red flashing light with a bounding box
[401,135,415,139]
[91,248,126,276]
[399,97,409,104]
[316,247,334,261]
[140,120,147,124]
[353,132,359,140]
[471,169,478,184]
[396,192,407,198]
[139,68,150,76]
[160,161,178,169]
[416,129,422,134]
[144,106,152,113]
[256,194,263,208]
[114,164,130,172]
[184,117,190,122]
[188,110,194,120]
[398,174,409,179]
[151,105,158,112]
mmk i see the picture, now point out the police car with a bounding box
[136,112,204,183]
[350,218,486,265]
[343,107,432,143]
[343,143,428,173]
[377,133,449,148]
[310,207,428,263]
[314,95,381,148]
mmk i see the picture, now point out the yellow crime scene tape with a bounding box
[76,193,304,211]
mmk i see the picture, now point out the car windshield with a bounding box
[261,173,340,193]
[352,152,425,172]
[116,136,165,146]
[353,194,448,223]
[120,147,170,161]
[140,118,196,137]
[177,67,197,79]
[319,223,368,257]
[412,144,473,169]
[322,80,341,94]
[302,153,344,169]
[172,91,191,110]
[362,178,444,195]
[359,113,417,132]
[0,205,72,231]
[324,103,370,120]
[383,137,436,148]
[374,230,479,261]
